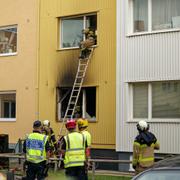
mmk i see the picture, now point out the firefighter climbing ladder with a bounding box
[59,48,94,136]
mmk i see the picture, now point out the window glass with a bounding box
[61,17,83,48]
[0,26,17,55]
[152,82,180,118]
[152,0,180,30]
[133,83,148,118]
[57,87,96,120]
[133,0,148,32]
[61,14,97,48]
[0,93,16,118]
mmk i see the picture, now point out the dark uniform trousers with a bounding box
[65,166,87,180]
[26,161,46,180]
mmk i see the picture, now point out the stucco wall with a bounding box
[0,0,39,143]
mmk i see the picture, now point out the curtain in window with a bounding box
[152,0,180,30]
[62,17,83,48]
[133,83,148,118]
[152,82,180,118]
[133,0,148,32]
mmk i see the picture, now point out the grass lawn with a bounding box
[89,175,132,180]
[48,170,132,180]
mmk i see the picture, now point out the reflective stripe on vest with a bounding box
[64,132,85,168]
[133,141,155,168]
[26,133,48,163]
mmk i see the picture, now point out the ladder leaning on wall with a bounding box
[59,47,94,137]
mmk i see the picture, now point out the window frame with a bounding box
[128,82,180,123]
[0,25,18,57]
[127,0,180,36]
[57,87,96,122]
[59,13,97,50]
[0,91,16,122]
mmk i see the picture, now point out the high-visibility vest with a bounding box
[133,141,160,168]
[64,132,85,168]
[82,130,91,147]
[26,132,48,163]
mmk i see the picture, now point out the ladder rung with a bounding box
[77,72,85,74]
[75,78,83,81]
[78,70,86,72]
[67,109,74,111]
[79,58,88,60]
[69,102,75,104]
[78,66,86,69]
[65,115,72,117]
[77,76,84,78]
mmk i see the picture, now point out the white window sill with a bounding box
[127,118,180,123]
[0,118,16,122]
[0,52,17,57]
[58,47,79,51]
[126,28,180,37]
[57,45,98,51]
[58,118,96,122]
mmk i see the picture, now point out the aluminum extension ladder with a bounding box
[59,48,94,137]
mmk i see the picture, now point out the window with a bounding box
[0,25,17,55]
[130,0,180,33]
[60,14,97,49]
[57,87,96,121]
[129,82,180,120]
[0,92,16,120]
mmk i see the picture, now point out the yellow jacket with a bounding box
[133,131,160,169]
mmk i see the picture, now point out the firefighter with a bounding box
[61,119,87,180]
[79,27,96,59]
[42,119,58,153]
[23,120,51,180]
[77,118,92,180]
[132,120,160,174]
[77,118,91,157]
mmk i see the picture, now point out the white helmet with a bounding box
[137,120,149,131]
[43,119,50,127]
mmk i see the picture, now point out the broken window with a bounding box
[0,26,17,55]
[57,87,96,121]
[0,92,16,120]
[60,14,97,48]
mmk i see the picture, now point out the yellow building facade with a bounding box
[0,0,116,151]
[39,0,116,149]
[0,0,39,144]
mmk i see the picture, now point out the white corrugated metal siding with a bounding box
[116,0,180,154]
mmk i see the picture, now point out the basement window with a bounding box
[0,25,17,56]
[57,87,96,121]
[0,91,16,121]
[60,14,97,49]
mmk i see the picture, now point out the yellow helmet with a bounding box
[77,118,88,129]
